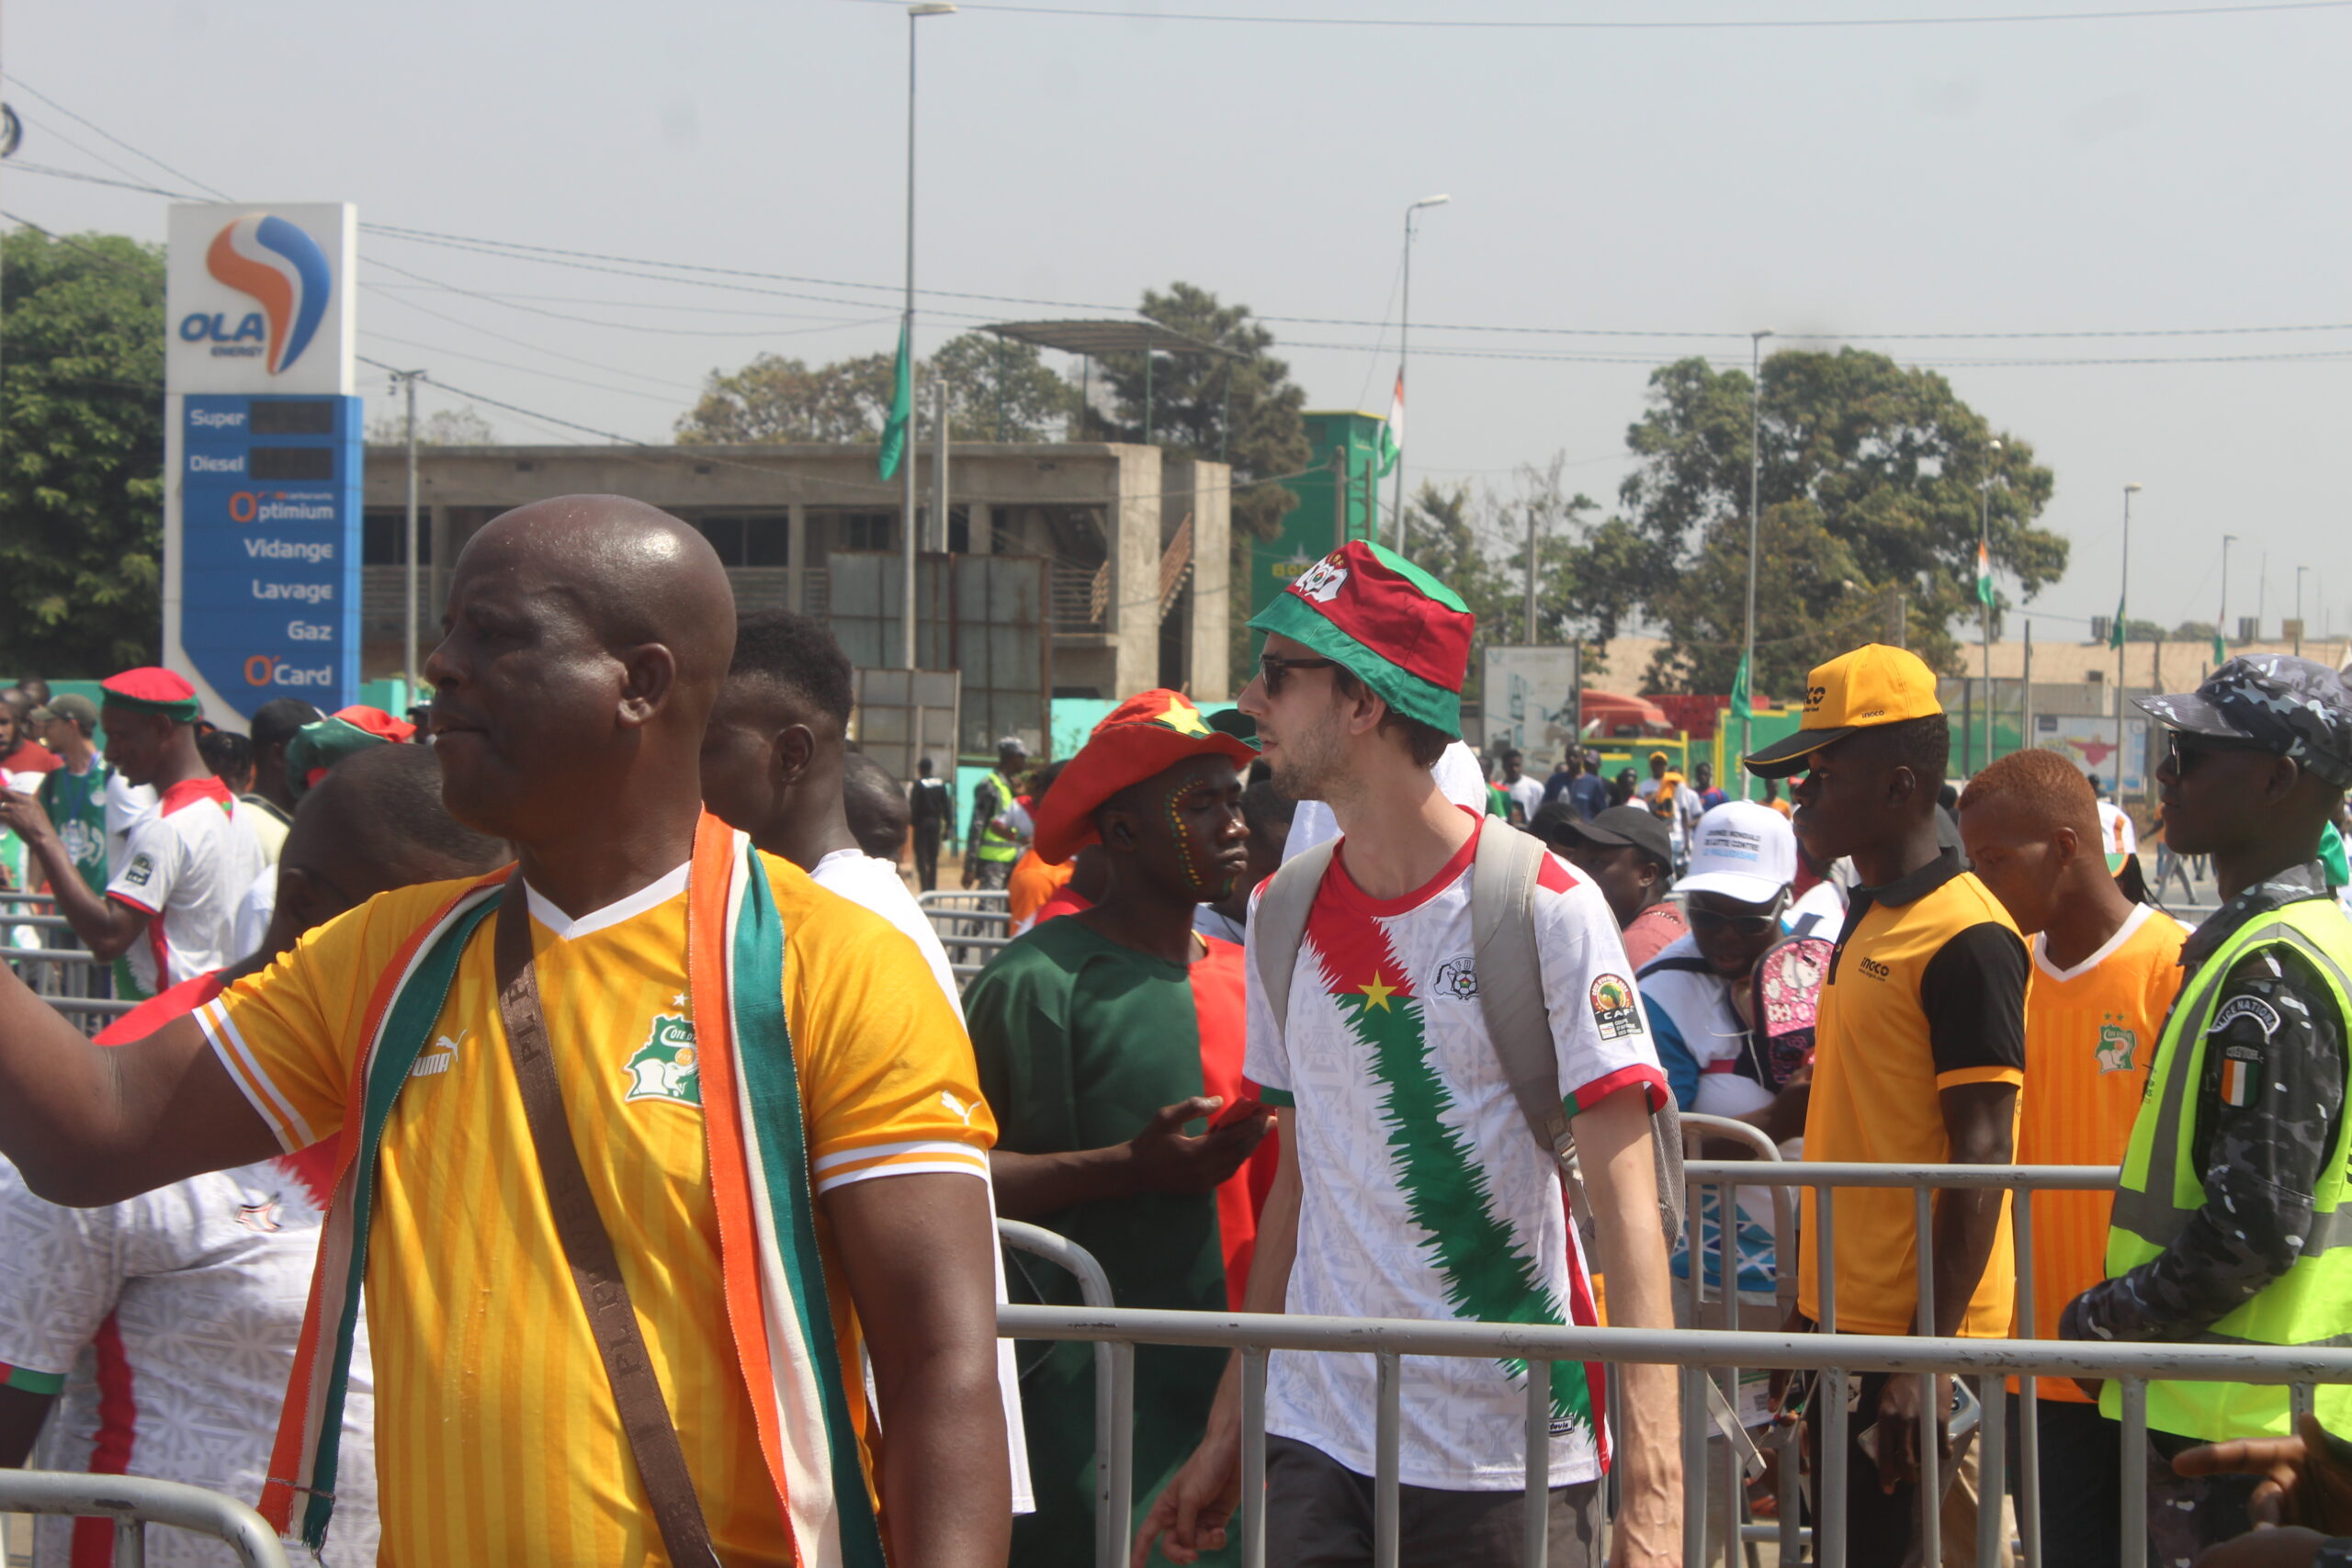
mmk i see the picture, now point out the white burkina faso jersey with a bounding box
[105,778,267,996]
[0,1150,378,1568]
[1246,815,1665,1490]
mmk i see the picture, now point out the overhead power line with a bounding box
[829,0,2352,28]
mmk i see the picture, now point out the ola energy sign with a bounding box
[164,204,361,722]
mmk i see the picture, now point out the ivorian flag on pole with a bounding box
[1377,369,1403,477]
[1975,542,1996,608]
[1730,649,1752,721]
[878,319,913,480]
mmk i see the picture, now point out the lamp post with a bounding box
[1389,194,1450,548]
[1979,438,2001,775]
[2221,534,2238,656]
[2297,565,2312,657]
[899,1,956,670]
[1740,330,1772,796]
[2119,482,2141,808]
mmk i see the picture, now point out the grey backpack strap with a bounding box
[1254,838,1339,1042]
[1469,828,1687,1248]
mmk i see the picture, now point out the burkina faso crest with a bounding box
[624,1013,702,1108]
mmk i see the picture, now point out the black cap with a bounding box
[1540,804,1673,872]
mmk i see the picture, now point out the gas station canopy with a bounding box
[983,320,1239,359]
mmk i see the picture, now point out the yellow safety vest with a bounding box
[2102,895,2352,1439]
[974,772,1023,864]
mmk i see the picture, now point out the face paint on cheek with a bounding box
[1164,777,1224,897]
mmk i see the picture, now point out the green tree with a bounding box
[927,332,1073,442]
[1618,348,2067,695]
[674,351,894,444]
[0,229,165,675]
[1094,282,1311,544]
[364,404,497,446]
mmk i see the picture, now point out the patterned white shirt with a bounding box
[104,779,266,995]
[0,1153,378,1568]
[1246,815,1666,1490]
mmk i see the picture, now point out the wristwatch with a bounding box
[2313,1539,2352,1568]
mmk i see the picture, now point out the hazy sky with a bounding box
[13,0,2351,648]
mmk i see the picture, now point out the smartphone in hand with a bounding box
[1207,1095,1265,1132]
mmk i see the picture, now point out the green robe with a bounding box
[967,917,1257,1568]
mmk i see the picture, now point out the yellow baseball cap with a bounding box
[1744,643,1943,778]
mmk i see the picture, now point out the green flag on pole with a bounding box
[2212,631,2228,665]
[1730,649,1752,721]
[878,320,913,480]
[2109,596,2127,650]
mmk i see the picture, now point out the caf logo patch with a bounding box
[624,1014,702,1109]
[122,852,154,888]
[1589,974,1641,1041]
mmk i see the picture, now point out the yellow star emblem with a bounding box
[1356,971,1397,1012]
[1155,694,1211,737]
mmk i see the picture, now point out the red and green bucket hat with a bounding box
[1247,539,1475,738]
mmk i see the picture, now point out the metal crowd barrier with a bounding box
[1001,1156,2322,1568]
[918,888,1013,988]
[0,1471,288,1567]
[999,1219,1136,1568]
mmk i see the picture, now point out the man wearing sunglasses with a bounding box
[2057,656,2352,1566]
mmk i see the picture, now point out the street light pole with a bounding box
[2119,482,2141,809]
[2219,533,2238,668]
[387,368,428,705]
[1389,194,1449,549]
[900,3,956,670]
[2297,565,2311,657]
[1741,330,1772,797]
[1979,437,2001,775]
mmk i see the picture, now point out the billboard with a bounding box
[1481,644,1582,761]
[2034,713,2151,796]
[164,204,360,723]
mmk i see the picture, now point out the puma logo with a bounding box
[412,1030,468,1078]
[939,1091,978,1126]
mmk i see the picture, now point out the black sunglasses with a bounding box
[2165,730,2276,777]
[1258,653,1340,696]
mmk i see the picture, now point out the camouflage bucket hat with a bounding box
[2134,655,2352,789]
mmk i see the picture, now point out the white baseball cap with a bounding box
[1674,800,1796,905]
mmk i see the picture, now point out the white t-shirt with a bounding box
[1245,814,1667,1490]
[1504,774,1545,822]
[232,861,277,964]
[104,781,268,995]
[107,774,156,880]
[1787,878,1848,937]
[802,845,1033,1516]
[2097,801,2138,857]
[808,849,957,1006]
[0,1154,378,1568]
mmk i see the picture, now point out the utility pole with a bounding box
[2296,565,2311,657]
[1980,438,2001,772]
[2221,533,2238,652]
[1884,583,1907,649]
[2022,618,2035,750]
[1524,503,1540,646]
[1741,331,1772,795]
[2119,483,2141,810]
[387,368,429,704]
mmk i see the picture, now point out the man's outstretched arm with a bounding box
[0,792,147,962]
[0,969,278,1204]
[826,1171,1012,1568]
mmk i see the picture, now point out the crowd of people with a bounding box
[0,501,2345,1568]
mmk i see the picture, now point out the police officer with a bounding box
[2060,656,2352,1564]
[964,735,1030,890]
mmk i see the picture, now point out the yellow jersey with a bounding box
[200,857,993,1566]
[1800,853,2028,1337]
[2010,903,2187,1399]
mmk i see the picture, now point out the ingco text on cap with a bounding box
[1745,643,1946,779]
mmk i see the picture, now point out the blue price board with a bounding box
[179,394,361,716]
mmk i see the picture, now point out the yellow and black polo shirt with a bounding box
[1798,850,2029,1337]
